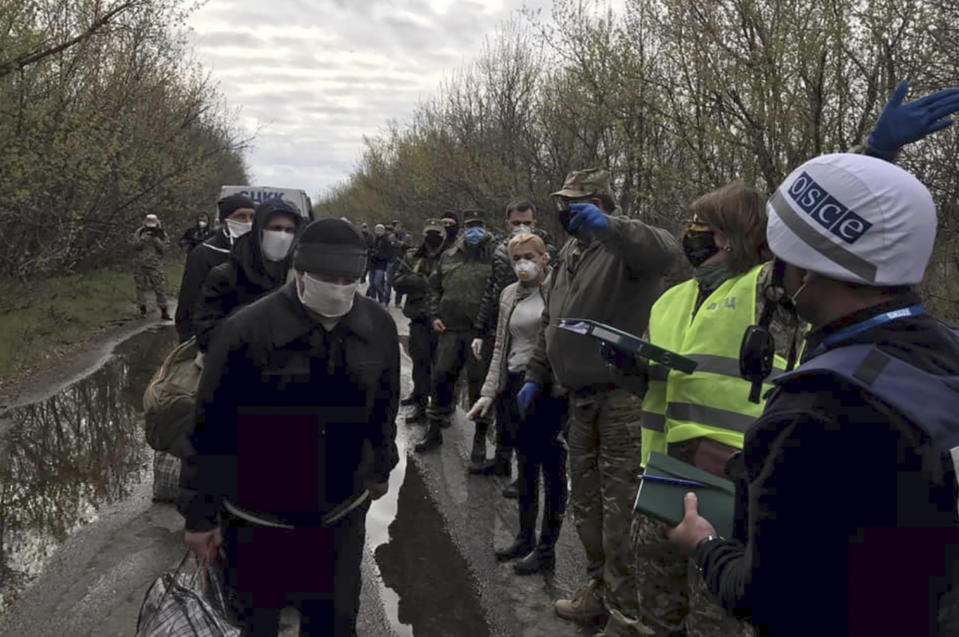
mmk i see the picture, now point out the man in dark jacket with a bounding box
[174,194,256,342]
[471,199,554,483]
[393,219,447,422]
[365,224,393,304]
[669,153,959,637]
[181,218,399,637]
[388,220,414,307]
[178,213,215,253]
[414,211,495,470]
[192,199,303,352]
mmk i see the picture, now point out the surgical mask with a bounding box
[511,224,532,235]
[682,231,719,267]
[198,220,208,228]
[464,227,486,247]
[226,218,253,239]
[513,259,539,283]
[261,230,295,262]
[297,273,358,318]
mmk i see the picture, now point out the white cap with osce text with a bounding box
[767,153,936,286]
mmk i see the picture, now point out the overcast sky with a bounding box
[186,0,554,201]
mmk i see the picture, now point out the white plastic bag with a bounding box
[135,551,241,637]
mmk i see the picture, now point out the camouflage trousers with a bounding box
[567,388,646,636]
[134,265,168,309]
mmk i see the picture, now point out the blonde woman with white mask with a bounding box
[467,233,569,574]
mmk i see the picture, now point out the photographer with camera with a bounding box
[133,213,171,320]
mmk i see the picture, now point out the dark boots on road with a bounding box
[414,418,443,453]
[139,304,148,316]
[470,445,512,477]
[514,513,563,575]
[495,531,534,562]
[468,422,490,472]
[160,305,172,321]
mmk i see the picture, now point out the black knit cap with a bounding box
[293,218,368,279]
[217,194,256,220]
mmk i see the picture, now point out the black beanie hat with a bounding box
[217,194,256,220]
[293,218,368,278]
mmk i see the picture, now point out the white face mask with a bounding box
[261,230,295,262]
[226,218,253,239]
[296,273,358,318]
[513,259,540,283]
[511,224,532,235]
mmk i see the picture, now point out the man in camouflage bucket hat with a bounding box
[521,168,680,636]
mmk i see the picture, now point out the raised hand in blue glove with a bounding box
[567,202,610,240]
[516,382,542,417]
[867,80,959,159]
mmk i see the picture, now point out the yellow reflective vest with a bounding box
[640,263,786,467]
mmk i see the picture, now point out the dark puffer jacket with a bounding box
[192,200,303,352]
[180,284,400,532]
[697,295,959,637]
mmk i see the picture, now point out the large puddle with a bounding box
[0,322,490,635]
[0,325,178,611]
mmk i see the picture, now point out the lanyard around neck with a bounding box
[812,304,925,357]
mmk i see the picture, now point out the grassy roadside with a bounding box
[0,259,184,383]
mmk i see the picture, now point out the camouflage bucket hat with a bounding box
[551,168,612,199]
[423,218,444,235]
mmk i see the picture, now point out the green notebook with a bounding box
[633,452,736,538]
[557,318,698,374]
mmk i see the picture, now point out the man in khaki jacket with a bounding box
[521,168,679,637]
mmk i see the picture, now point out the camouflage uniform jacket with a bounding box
[133,227,167,269]
[428,235,495,331]
[524,214,680,392]
[393,242,445,321]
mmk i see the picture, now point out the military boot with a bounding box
[160,305,172,321]
[469,445,510,476]
[414,418,443,453]
[468,421,489,471]
[554,578,607,623]
[138,304,148,316]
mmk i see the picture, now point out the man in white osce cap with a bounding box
[668,151,959,636]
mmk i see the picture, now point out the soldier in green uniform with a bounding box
[393,219,448,423]
[133,213,171,320]
[414,211,495,471]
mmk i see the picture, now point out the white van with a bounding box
[218,185,314,221]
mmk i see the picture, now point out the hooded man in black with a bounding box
[193,199,304,352]
[181,217,399,637]
[174,194,256,342]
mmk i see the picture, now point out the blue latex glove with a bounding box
[567,203,610,240]
[867,80,959,159]
[516,382,542,416]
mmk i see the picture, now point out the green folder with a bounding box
[557,318,698,374]
[633,452,736,538]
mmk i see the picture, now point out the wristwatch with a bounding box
[694,535,724,573]
[696,534,723,550]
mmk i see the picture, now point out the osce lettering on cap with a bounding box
[786,172,873,244]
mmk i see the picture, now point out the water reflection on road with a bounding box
[0,326,177,610]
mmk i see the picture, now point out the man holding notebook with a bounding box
[670,149,959,636]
